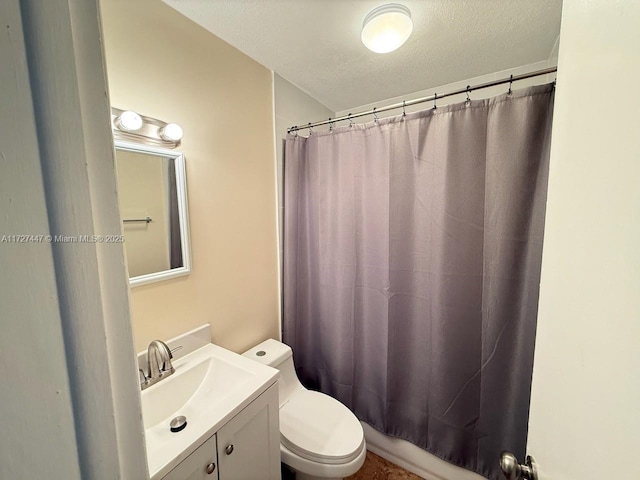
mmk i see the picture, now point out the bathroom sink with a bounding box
[141,352,253,430]
[140,342,278,479]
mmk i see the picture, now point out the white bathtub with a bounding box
[361,422,486,480]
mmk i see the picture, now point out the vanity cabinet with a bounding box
[162,435,218,480]
[162,383,280,480]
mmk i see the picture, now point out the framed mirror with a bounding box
[114,141,191,286]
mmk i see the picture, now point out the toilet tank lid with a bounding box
[242,338,292,367]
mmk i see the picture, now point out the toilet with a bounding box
[243,339,366,480]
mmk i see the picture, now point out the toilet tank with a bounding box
[243,339,304,406]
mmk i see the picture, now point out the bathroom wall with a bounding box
[115,151,170,278]
[273,74,335,252]
[100,0,280,353]
[527,1,640,478]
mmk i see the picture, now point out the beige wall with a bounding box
[116,150,170,278]
[101,0,279,353]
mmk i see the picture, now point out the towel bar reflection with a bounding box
[123,216,152,224]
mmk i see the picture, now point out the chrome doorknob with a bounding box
[500,452,521,480]
[500,452,538,480]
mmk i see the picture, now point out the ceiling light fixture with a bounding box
[361,3,413,54]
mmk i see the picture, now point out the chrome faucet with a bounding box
[140,340,175,390]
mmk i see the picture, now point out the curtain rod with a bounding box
[288,67,557,133]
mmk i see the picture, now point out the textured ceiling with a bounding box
[163,0,562,112]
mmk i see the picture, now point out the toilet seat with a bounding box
[280,390,364,465]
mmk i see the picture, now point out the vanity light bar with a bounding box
[111,107,183,148]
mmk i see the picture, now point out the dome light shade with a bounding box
[361,4,413,54]
[159,123,184,142]
[115,110,143,132]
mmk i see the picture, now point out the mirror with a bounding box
[114,141,191,286]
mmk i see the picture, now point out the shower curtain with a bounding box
[283,83,554,480]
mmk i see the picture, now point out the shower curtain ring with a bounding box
[433,93,437,110]
[293,126,298,137]
[328,117,334,132]
[402,101,406,118]
[308,123,313,135]
[508,74,513,95]
[373,107,379,123]
[465,85,471,105]
[348,113,354,128]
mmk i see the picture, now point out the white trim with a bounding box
[114,140,192,287]
[17,0,148,478]
[271,70,283,342]
[1,2,82,478]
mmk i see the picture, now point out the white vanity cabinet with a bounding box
[162,434,218,480]
[217,382,280,479]
[162,383,280,480]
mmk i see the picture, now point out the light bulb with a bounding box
[116,110,143,131]
[361,4,413,54]
[159,123,183,142]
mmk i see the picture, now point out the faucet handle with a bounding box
[138,368,149,388]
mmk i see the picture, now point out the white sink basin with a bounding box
[141,343,278,479]
[141,353,254,430]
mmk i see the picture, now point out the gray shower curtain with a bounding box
[283,83,554,480]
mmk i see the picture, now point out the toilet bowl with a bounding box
[243,339,366,480]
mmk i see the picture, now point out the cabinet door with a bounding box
[163,434,218,480]
[217,383,280,480]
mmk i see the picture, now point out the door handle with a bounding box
[500,452,538,480]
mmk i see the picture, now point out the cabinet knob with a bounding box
[205,462,216,474]
[225,444,234,455]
